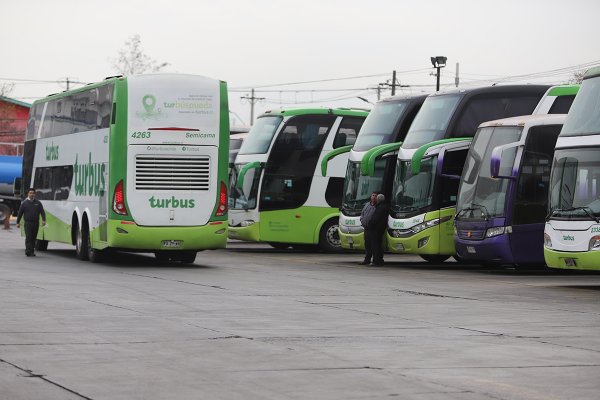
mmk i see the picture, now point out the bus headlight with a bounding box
[411,218,440,234]
[544,233,552,249]
[486,226,512,238]
[391,229,402,238]
[240,220,255,227]
[589,235,600,251]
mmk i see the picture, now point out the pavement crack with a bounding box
[85,299,141,313]
[393,289,479,301]
[0,357,93,400]
[120,272,226,290]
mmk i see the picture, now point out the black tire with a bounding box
[318,219,342,253]
[87,235,104,263]
[268,242,290,250]
[0,204,10,225]
[177,251,197,264]
[35,240,49,251]
[75,222,89,261]
[420,254,450,264]
[155,251,172,263]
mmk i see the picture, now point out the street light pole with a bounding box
[430,56,447,92]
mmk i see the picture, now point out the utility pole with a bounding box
[455,62,460,87]
[241,88,265,125]
[430,56,447,92]
[66,77,70,90]
[391,70,397,96]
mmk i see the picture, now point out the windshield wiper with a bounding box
[456,203,489,220]
[550,206,600,223]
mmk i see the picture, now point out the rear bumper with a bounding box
[544,248,600,270]
[107,220,227,250]
[228,222,260,242]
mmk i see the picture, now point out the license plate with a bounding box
[229,230,238,238]
[395,243,404,251]
[467,246,476,254]
[347,237,354,244]
[564,258,577,267]
[162,240,182,248]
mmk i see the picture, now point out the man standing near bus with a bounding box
[369,194,389,266]
[16,188,46,257]
[359,192,379,265]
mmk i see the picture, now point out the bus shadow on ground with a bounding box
[42,249,215,269]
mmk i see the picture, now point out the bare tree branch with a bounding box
[111,35,169,76]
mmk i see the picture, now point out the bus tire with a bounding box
[269,242,290,250]
[0,204,10,225]
[35,240,49,251]
[178,251,197,264]
[75,222,89,261]
[87,238,104,264]
[319,219,342,253]
[420,254,449,264]
[155,251,172,263]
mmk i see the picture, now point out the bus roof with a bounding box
[547,84,580,97]
[260,107,369,118]
[424,84,550,99]
[34,76,124,104]
[378,94,429,103]
[479,113,567,128]
[584,66,600,80]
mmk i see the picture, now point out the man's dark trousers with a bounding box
[363,229,373,263]
[368,229,384,264]
[24,221,39,256]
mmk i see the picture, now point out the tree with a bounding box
[569,70,586,84]
[112,34,169,76]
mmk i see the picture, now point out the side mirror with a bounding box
[490,143,521,179]
[13,177,22,197]
[436,149,461,180]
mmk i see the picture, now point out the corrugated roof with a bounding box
[0,96,31,109]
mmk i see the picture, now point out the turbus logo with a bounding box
[46,142,59,160]
[149,196,195,209]
[563,235,575,241]
[74,153,106,197]
[591,227,600,233]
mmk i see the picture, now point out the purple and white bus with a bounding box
[454,114,566,266]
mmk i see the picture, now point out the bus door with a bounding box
[437,145,469,254]
[510,125,561,263]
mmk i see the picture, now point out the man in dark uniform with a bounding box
[16,188,46,257]
[359,192,378,265]
[369,194,389,266]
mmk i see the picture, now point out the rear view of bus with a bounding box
[386,85,549,263]
[545,67,600,270]
[22,74,229,263]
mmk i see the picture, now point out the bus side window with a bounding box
[440,148,469,208]
[513,125,561,225]
[333,117,365,148]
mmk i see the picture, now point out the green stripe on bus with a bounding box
[547,85,580,97]
[411,138,472,174]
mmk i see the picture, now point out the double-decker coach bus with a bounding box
[386,85,549,263]
[22,74,229,263]
[545,67,600,270]
[228,108,368,251]
[324,95,426,250]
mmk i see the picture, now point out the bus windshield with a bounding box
[238,116,282,155]
[391,157,436,215]
[352,101,408,151]
[402,95,461,149]
[229,163,261,210]
[342,159,388,213]
[560,77,600,137]
[548,148,600,221]
[456,126,522,220]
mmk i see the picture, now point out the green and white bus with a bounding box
[545,67,600,270]
[22,74,230,263]
[228,108,368,251]
[386,85,549,263]
[331,95,427,250]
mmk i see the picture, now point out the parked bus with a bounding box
[328,95,426,250]
[533,84,579,115]
[545,67,600,270]
[386,85,549,263]
[21,74,230,263]
[454,114,565,266]
[228,107,368,251]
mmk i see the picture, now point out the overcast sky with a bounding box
[3,0,599,126]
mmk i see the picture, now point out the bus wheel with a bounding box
[420,254,449,264]
[87,238,104,264]
[319,219,342,253]
[0,204,10,225]
[75,223,89,261]
[35,240,49,251]
[177,251,197,264]
[154,251,172,263]
[269,242,290,250]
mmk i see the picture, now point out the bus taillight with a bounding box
[113,179,128,215]
[216,181,227,217]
